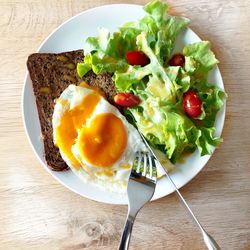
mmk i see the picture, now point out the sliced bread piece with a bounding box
[27,50,116,171]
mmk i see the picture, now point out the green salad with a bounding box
[77,0,226,164]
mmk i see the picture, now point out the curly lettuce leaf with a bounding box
[144,0,168,20]
[183,41,219,76]
[195,127,221,155]
[143,0,189,63]
[77,63,92,78]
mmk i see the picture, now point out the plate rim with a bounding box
[22,3,226,205]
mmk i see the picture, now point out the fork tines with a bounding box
[131,151,157,182]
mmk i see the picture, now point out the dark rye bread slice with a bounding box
[27,50,116,171]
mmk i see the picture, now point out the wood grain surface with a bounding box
[0,0,250,249]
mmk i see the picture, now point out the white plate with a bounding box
[22,4,225,205]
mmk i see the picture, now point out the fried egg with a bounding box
[52,84,146,192]
[52,83,174,193]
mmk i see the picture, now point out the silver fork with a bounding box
[118,151,157,250]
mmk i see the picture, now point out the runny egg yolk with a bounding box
[77,113,127,167]
[55,92,100,169]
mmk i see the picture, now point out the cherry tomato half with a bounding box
[126,51,150,67]
[169,53,185,67]
[183,90,202,118]
[114,93,141,107]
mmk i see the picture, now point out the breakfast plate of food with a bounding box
[22,0,226,204]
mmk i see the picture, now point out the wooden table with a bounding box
[1,0,249,249]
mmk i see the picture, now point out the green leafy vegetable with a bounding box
[77,0,226,163]
[183,41,219,78]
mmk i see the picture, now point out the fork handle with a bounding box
[203,231,221,250]
[118,214,135,250]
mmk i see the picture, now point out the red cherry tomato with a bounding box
[114,93,141,107]
[183,90,202,118]
[126,51,150,67]
[169,53,185,67]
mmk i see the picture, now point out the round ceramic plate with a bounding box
[22,4,225,204]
